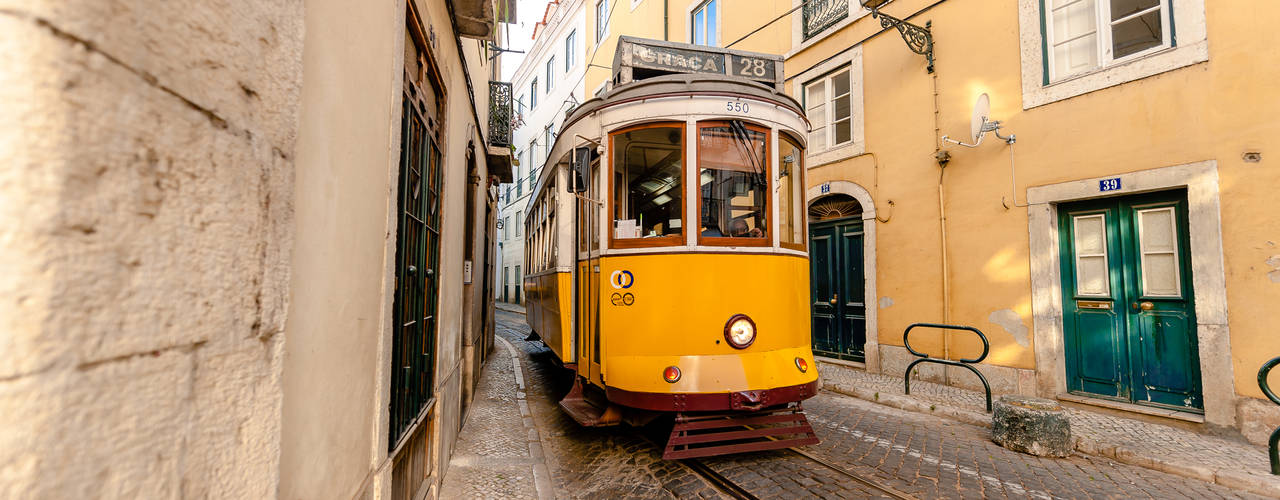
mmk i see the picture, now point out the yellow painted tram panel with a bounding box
[594,252,816,394]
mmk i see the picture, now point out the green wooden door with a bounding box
[809,218,866,362]
[1059,190,1203,412]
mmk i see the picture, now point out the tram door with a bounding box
[575,161,603,385]
[808,195,866,362]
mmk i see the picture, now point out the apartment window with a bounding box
[596,0,609,42]
[530,79,538,109]
[691,0,717,46]
[516,211,523,236]
[1045,0,1171,82]
[503,216,510,240]
[565,30,577,70]
[803,67,852,152]
[546,57,556,93]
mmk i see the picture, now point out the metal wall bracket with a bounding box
[870,9,935,73]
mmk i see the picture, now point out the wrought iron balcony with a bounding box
[489,81,513,149]
[803,0,849,41]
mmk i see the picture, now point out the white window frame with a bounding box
[546,57,556,93]
[1044,0,1172,83]
[565,30,577,71]
[595,0,610,44]
[1136,206,1182,297]
[1017,0,1207,109]
[689,0,719,47]
[529,79,538,109]
[1071,213,1111,297]
[804,68,853,151]
[790,46,864,168]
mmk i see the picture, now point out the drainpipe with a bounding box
[663,0,669,40]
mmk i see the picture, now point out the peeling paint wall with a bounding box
[0,0,302,497]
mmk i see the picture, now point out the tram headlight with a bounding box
[723,314,756,349]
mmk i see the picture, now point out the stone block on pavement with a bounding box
[991,395,1072,457]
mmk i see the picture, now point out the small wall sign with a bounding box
[821,182,831,194]
[1099,178,1121,192]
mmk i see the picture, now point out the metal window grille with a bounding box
[488,81,513,148]
[388,93,443,451]
[802,0,848,40]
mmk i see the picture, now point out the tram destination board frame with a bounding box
[612,36,784,91]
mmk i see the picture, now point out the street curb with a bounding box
[496,336,554,500]
[822,381,1280,498]
[495,302,526,315]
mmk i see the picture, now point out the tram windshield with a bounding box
[698,122,768,244]
[612,124,684,244]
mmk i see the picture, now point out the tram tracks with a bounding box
[677,446,916,500]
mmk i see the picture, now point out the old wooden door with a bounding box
[809,217,866,362]
[1059,190,1202,412]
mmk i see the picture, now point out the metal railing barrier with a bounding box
[1257,357,1280,474]
[903,322,992,412]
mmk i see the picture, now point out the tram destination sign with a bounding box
[613,36,783,90]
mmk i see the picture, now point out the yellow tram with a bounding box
[523,37,816,459]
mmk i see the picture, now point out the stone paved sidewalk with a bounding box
[496,301,524,315]
[818,360,1280,498]
[440,334,552,499]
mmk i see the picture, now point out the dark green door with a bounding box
[809,218,866,362]
[1059,190,1203,412]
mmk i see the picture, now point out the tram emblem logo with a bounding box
[609,270,634,289]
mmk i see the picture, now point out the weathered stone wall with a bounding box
[0,1,302,497]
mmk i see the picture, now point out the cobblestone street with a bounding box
[443,310,1266,499]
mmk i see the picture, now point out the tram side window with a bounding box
[697,122,768,244]
[778,134,806,250]
[611,124,684,246]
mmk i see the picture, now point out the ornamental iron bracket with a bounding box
[869,8,934,73]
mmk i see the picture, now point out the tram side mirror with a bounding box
[571,146,592,193]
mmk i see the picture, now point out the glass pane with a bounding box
[1143,253,1179,295]
[834,94,850,121]
[612,125,683,240]
[1053,34,1098,77]
[1077,256,1109,296]
[699,124,768,240]
[693,10,705,45]
[834,119,851,145]
[808,125,826,152]
[832,71,850,97]
[706,0,717,46]
[1111,11,1162,59]
[1053,0,1097,40]
[1074,215,1105,254]
[779,136,805,246]
[1110,0,1160,20]
[806,81,826,111]
[1139,208,1175,252]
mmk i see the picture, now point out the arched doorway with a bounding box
[808,194,866,362]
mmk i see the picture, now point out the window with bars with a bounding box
[1043,0,1171,82]
[803,66,852,152]
[389,73,444,451]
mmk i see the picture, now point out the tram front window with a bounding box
[611,124,684,246]
[698,122,768,244]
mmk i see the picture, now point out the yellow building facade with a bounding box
[586,0,1280,442]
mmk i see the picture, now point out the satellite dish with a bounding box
[970,93,990,143]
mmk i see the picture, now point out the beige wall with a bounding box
[279,0,402,497]
[282,0,499,497]
[790,0,1280,431]
[0,0,302,497]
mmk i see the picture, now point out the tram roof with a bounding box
[561,73,804,131]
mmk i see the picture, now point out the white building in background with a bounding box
[497,0,586,304]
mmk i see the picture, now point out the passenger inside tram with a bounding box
[699,121,768,241]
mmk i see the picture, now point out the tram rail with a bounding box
[672,440,916,500]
